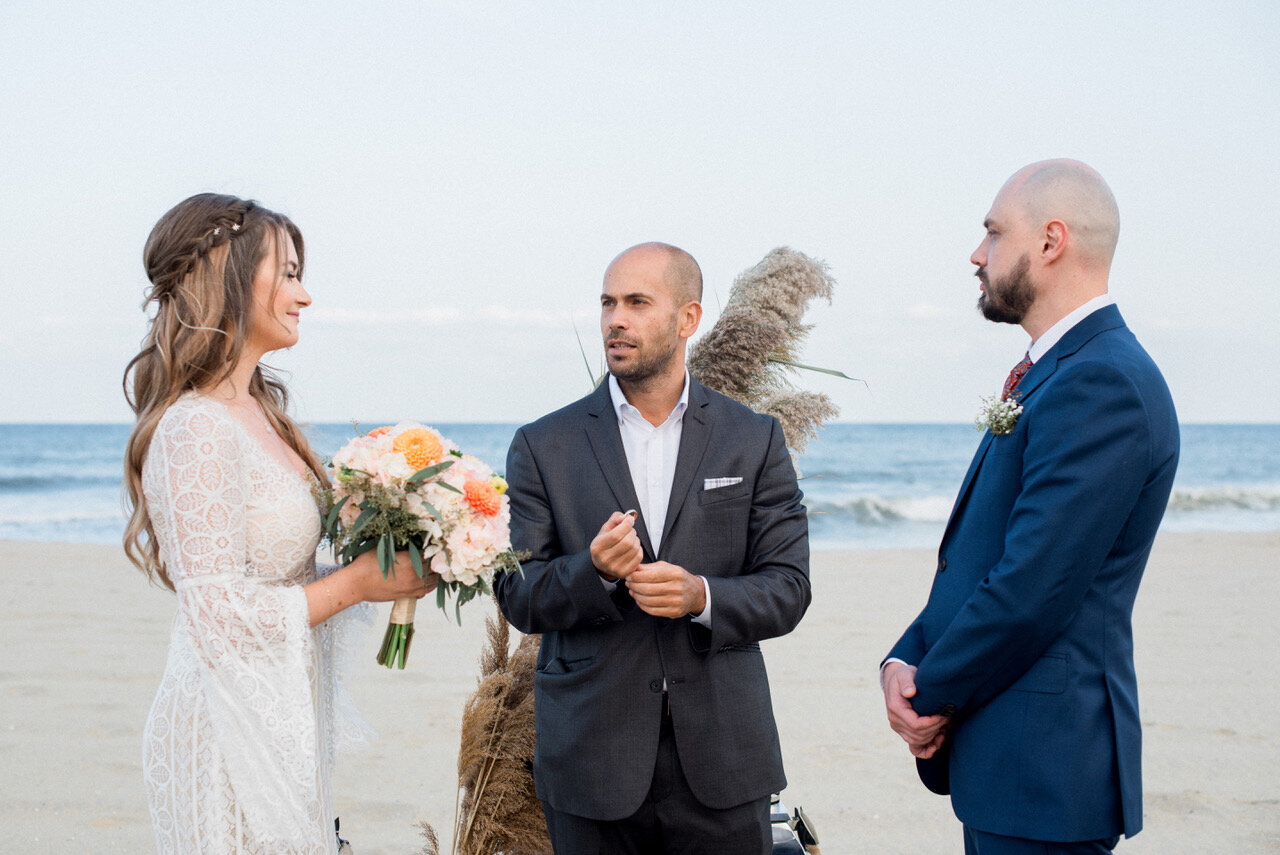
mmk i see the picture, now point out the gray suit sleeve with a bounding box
[691,417,811,652]
[493,427,625,634]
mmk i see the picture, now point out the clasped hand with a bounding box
[590,511,706,618]
[881,661,949,759]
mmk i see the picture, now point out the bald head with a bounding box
[607,242,703,305]
[999,159,1120,267]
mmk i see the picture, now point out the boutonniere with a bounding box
[975,393,1023,435]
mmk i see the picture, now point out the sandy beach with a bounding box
[3,532,1277,853]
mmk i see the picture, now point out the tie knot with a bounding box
[1002,354,1033,400]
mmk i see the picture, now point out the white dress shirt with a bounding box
[1028,294,1115,363]
[604,371,712,625]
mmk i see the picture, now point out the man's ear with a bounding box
[1042,220,1068,263]
[679,301,703,339]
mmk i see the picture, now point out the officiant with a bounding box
[494,242,811,855]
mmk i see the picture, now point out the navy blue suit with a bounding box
[888,305,1179,842]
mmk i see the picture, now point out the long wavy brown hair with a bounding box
[123,193,327,590]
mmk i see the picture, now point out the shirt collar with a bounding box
[608,370,690,425]
[1028,294,1115,363]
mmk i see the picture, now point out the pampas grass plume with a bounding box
[422,609,550,855]
[417,822,440,855]
[689,246,842,451]
[687,309,787,406]
[761,390,840,454]
[723,246,835,325]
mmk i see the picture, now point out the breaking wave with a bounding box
[1165,485,1280,513]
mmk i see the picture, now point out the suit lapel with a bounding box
[940,432,995,548]
[658,380,713,560]
[583,381,657,559]
[940,361,1059,549]
[939,305,1128,547]
[1017,304,1126,402]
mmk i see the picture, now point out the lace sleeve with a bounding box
[145,402,326,850]
[314,561,377,750]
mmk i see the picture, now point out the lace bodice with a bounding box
[141,394,368,854]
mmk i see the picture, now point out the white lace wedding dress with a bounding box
[141,393,369,854]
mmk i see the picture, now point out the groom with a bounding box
[494,242,810,854]
[882,160,1179,854]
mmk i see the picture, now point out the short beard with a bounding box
[977,254,1035,325]
[608,342,678,386]
[606,321,680,387]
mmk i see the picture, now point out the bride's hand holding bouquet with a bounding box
[318,422,522,669]
[341,548,439,604]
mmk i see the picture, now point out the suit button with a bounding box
[649,680,662,692]
[937,558,947,573]
[940,703,957,716]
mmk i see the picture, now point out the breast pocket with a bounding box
[698,481,750,506]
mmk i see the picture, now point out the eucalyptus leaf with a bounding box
[341,538,378,565]
[377,533,393,578]
[407,540,424,580]
[406,459,455,485]
[349,539,378,558]
[349,507,377,536]
[324,494,349,533]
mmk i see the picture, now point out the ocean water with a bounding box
[2,422,1277,549]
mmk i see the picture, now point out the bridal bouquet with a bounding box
[319,422,522,669]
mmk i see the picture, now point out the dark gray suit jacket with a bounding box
[494,377,810,820]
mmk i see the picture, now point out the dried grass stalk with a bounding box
[425,608,549,855]
[417,822,440,855]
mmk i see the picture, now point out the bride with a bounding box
[122,193,433,853]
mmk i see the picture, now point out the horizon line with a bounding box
[2,420,1277,428]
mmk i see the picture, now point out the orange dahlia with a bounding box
[464,478,502,517]
[393,428,443,470]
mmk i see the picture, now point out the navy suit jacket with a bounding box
[888,305,1179,842]
[494,378,810,820]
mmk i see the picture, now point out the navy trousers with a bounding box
[964,825,1121,855]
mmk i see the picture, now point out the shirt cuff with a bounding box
[690,576,712,627]
[880,657,910,689]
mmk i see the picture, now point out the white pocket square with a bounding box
[703,477,743,490]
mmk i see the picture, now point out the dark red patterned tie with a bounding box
[1001,353,1033,400]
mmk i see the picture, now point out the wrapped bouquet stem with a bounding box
[320,424,522,669]
[379,597,418,669]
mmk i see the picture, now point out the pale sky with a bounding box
[3,1,1277,424]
